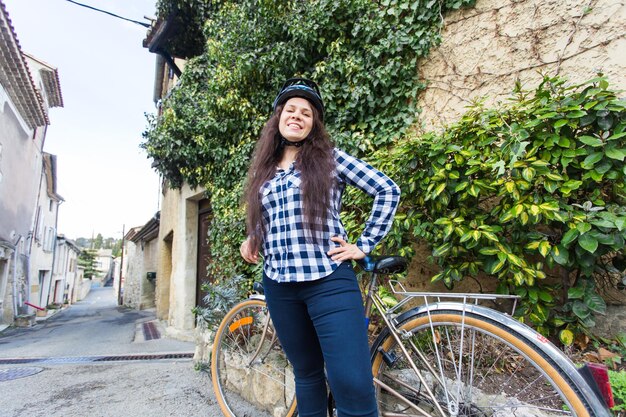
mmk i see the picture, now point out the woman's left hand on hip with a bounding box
[327,236,366,261]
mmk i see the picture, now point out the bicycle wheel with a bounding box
[370,303,610,417]
[211,298,298,417]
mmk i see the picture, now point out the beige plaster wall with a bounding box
[417,0,625,131]
[141,239,157,309]
[156,183,205,341]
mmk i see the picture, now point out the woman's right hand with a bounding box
[240,238,259,264]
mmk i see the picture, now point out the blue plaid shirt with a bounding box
[261,148,400,283]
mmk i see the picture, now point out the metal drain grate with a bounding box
[0,367,44,382]
[94,353,192,362]
[0,353,193,365]
[142,321,160,340]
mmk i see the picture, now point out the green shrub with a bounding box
[364,75,625,341]
[610,370,626,412]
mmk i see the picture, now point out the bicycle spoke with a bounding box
[372,311,589,416]
[212,300,296,417]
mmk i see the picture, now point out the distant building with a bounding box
[51,235,81,305]
[122,214,159,310]
[94,249,114,285]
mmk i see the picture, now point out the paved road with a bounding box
[0,286,221,416]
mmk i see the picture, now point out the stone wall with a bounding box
[123,242,142,309]
[417,0,625,132]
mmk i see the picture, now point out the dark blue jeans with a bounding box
[263,263,378,417]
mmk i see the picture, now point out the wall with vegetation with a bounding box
[144,0,625,342]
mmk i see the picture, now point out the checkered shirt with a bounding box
[260,148,400,283]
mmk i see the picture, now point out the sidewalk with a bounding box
[0,304,68,336]
[33,304,67,323]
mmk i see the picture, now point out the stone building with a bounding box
[122,215,158,310]
[0,1,63,326]
[142,17,209,341]
[417,0,625,131]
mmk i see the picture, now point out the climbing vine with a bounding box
[142,2,626,341]
[143,0,476,285]
[358,75,625,342]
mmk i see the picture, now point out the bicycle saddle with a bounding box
[357,255,408,274]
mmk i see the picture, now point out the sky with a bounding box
[4,0,161,240]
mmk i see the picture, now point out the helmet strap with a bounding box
[281,137,306,147]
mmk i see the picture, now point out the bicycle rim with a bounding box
[211,299,298,417]
[371,310,592,417]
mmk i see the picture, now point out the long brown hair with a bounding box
[244,103,336,251]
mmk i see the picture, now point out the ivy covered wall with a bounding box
[143,0,476,284]
[143,0,626,341]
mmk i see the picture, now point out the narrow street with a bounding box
[0,287,221,416]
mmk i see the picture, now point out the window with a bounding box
[43,227,56,252]
[49,199,54,211]
[34,207,43,242]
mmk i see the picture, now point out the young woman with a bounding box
[240,78,400,417]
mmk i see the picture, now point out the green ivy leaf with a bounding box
[605,147,626,161]
[581,152,603,168]
[559,329,574,346]
[576,222,592,234]
[568,287,584,299]
[578,233,598,253]
[579,135,603,147]
[433,242,451,257]
[538,240,551,257]
[479,247,500,255]
[572,301,591,319]
[561,228,579,246]
[597,115,614,130]
[584,293,606,314]
[567,110,586,118]
[551,245,569,265]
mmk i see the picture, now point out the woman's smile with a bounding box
[279,97,313,142]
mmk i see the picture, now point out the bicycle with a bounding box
[211,255,613,417]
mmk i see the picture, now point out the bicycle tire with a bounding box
[370,303,610,417]
[211,298,298,417]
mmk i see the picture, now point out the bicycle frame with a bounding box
[246,294,282,367]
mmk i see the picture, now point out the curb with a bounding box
[34,305,68,323]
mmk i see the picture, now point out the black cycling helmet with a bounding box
[272,78,325,121]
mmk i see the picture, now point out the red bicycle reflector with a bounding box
[586,362,614,408]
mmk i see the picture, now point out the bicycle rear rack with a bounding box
[387,279,520,316]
